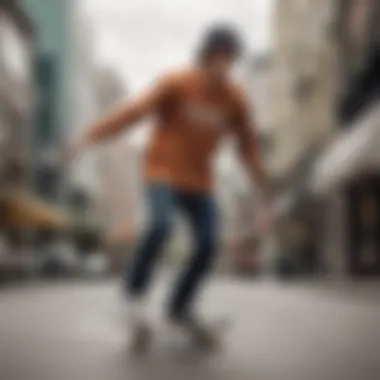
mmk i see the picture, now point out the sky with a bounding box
[81,0,275,93]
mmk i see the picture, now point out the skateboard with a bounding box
[129,317,231,356]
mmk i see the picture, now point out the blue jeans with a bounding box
[125,182,218,319]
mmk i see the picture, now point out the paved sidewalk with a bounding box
[0,277,380,380]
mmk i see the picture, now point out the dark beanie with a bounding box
[199,23,244,61]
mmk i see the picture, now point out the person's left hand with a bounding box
[254,201,273,237]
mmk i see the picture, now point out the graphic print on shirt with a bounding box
[182,102,229,130]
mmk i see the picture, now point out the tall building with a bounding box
[23,0,109,211]
[269,0,339,180]
[68,3,105,202]
[265,0,343,275]
[0,0,34,191]
[0,0,35,271]
[312,0,380,276]
[268,0,380,277]
[95,67,126,113]
[22,0,73,201]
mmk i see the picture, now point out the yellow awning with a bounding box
[2,192,70,230]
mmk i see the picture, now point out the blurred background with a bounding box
[1,1,380,379]
[1,0,380,282]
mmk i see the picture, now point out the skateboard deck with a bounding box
[129,316,231,356]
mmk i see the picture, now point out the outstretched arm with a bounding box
[231,96,271,203]
[68,74,177,158]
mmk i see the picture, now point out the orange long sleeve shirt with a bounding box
[89,67,261,194]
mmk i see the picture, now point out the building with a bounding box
[267,0,380,277]
[0,0,35,276]
[269,0,339,180]
[311,0,380,277]
[22,0,109,214]
[67,3,106,205]
[247,53,275,165]
[265,0,342,276]
[0,0,34,191]
[22,0,73,201]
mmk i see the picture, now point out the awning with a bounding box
[1,191,70,230]
[309,103,380,195]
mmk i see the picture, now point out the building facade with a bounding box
[22,0,73,201]
[327,0,380,276]
[68,3,108,201]
[268,0,380,277]
[269,0,340,180]
[0,0,35,274]
[265,0,343,276]
[0,0,34,191]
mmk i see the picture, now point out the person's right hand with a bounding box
[65,137,89,164]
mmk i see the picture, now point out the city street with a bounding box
[0,276,380,380]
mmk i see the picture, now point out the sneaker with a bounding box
[123,295,151,355]
[169,313,222,352]
[129,323,153,356]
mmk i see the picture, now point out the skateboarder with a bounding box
[68,23,272,352]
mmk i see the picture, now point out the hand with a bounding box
[65,137,89,164]
[254,201,273,237]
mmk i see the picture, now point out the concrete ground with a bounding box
[0,276,380,380]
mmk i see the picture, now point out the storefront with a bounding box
[310,0,380,276]
[0,187,70,281]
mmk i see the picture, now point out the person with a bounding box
[68,23,272,352]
